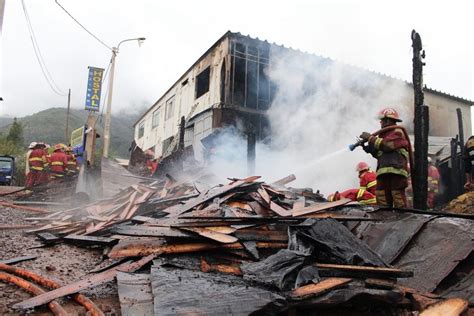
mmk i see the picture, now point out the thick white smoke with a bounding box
[205,50,412,196]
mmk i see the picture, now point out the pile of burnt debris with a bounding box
[1,172,473,315]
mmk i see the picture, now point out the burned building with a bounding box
[133,31,473,162]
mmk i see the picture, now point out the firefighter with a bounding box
[65,146,78,176]
[356,162,377,196]
[49,144,68,180]
[144,149,157,177]
[25,142,37,176]
[328,188,377,205]
[359,107,411,208]
[427,157,440,208]
[25,143,47,188]
[464,135,474,191]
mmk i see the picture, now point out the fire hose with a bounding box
[0,271,67,316]
[0,263,104,316]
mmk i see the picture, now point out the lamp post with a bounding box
[102,37,146,158]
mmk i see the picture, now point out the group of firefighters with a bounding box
[327,107,473,209]
[25,141,79,188]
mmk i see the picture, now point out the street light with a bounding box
[102,37,146,158]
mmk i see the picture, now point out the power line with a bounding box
[21,0,67,96]
[54,0,112,51]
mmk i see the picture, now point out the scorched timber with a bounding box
[108,239,287,258]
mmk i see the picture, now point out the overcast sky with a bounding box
[1,0,473,119]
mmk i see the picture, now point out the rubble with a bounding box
[444,191,474,214]
[0,171,472,315]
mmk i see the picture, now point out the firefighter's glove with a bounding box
[359,132,371,142]
[362,144,371,153]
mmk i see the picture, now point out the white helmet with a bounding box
[29,142,37,149]
[427,157,432,163]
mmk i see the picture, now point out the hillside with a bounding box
[0,107,144,158]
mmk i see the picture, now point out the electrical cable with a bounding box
[54,0,112,51]
[21,0,68,96]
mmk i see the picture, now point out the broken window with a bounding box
[196,67,210,99]
[165,96,175,121]
[152,109,160,128]
[138,122,145,138]
[230,40,271,110]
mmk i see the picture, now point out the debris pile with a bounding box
[444,191,474,214]
[1,174,472,315]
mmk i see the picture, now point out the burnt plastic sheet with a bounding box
[441,271,474,304]
[241,249,318,291]
[117,272,154,316]
[150,264,287,315]
[394,217,473,293]
[288,219,387,267]
[357,213,432,264]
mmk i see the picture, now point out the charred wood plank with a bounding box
[0,255,38,265]
[108,239,287,258]
[420,298,468,316]
[271,174,296,187]
[179,227,239,244]
[292,198,351,217]
[234,229,288,242]
[315,263,413,279]
[37,232,61,245]
[289,278,352,300]
[63,234,117,247]
[13,254,156,310]
[176,176,261,215]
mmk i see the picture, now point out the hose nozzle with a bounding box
[349,138,366,151]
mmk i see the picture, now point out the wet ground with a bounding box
[0,206,121,315]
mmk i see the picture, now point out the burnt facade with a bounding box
[134,31,473,161]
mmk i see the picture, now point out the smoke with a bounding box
[205,50,412,196]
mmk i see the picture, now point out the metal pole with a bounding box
[65,88,71,144]
[102,48,117,158]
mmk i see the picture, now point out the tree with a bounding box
[6,118,24,148]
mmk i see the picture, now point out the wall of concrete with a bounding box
[134,38,229,157]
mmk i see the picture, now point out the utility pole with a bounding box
[102,48,117,158]
[411,30,429,210]
[65,88,71,144]
[102,37,146,158]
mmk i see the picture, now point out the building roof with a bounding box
[134,31,473,127]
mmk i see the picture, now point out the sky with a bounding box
[0,0,473,120]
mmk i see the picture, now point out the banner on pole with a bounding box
[85,67,104,111]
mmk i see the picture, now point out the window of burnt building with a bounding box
[165,96,175,120]
[195,67,210,99]
[230,40,271,110]
[138,122,145,138]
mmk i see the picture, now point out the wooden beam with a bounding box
[420,298,468,316]
[292,199,351,217]
[290,278,352,299]
[315,263,413,278]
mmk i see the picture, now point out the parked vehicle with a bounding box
[0,156,15,185]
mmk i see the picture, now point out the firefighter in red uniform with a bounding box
[25,143,47,188]
[144,149,158,177]
[427,157,440,208]
[463,135,474,191]
[356,162,377,196]
[65,146,78,176]
[359,108,411,208]
[49,144,68,180]
[328,188,377,205]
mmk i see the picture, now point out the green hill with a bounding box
[0,107,143,158]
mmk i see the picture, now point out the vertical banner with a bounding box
[85,66,104,111]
